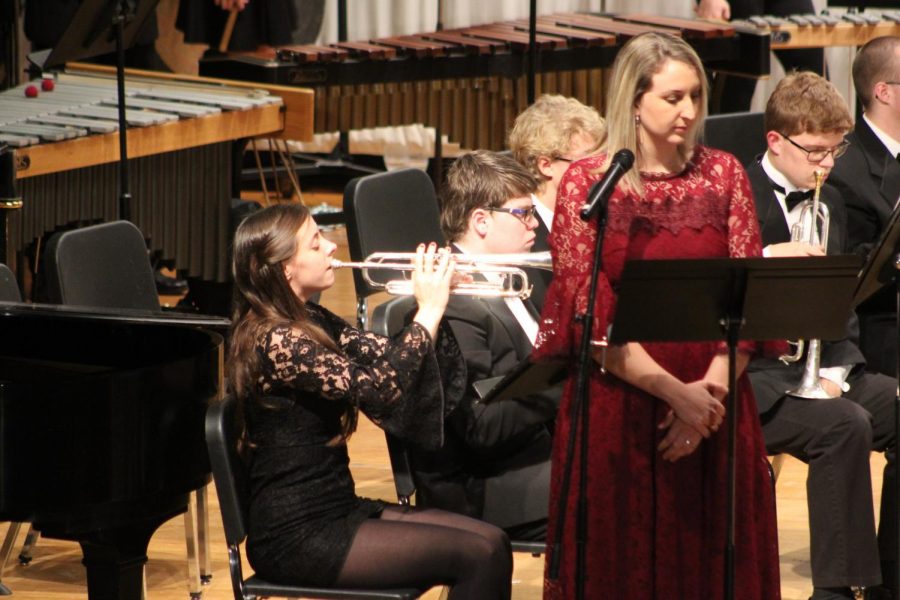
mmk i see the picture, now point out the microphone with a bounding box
[580,149,635,221]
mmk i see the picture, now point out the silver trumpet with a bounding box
[332,251,553,299]
[778,169,837,399]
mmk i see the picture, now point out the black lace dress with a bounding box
[244,303,465,586]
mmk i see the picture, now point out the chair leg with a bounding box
[18,526,39,565]
[0,523,23,595]
[770,453,786,483]
[195,487,212,584]
[184,495,203,600]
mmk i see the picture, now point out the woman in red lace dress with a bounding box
[535,33,781,599]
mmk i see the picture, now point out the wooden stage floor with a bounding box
[0,205,887,600]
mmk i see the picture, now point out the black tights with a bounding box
[334,505,512,599]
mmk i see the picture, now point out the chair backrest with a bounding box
[0,264,21,302]
[702,111,766,168]
[43,220,160,311]
[205,394,249,546]
[370,297,419,503]
[343,168,444,301]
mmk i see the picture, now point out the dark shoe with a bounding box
[154,269,188,295]
[866,585,894,600]
[809,588,855,600]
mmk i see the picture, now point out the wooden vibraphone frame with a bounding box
[1,66,314,284]
[200,13,770,152]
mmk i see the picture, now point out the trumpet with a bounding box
[779,169,838,399]
[332,251,553,299]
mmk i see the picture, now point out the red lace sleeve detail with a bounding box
[712,149,787,358]
[533,155,615,362]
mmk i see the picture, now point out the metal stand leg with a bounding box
[196,487,212,585]
[18,525,38,565]
[184,495,202,600]
[0,523,22,595]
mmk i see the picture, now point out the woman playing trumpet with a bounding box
[227,203,513,597]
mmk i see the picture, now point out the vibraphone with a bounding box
[200,13,769,151]
[0,67,313,282]
[736,10,900,49]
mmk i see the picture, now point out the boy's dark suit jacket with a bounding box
[744,160,866,414]
[409,246,560,531]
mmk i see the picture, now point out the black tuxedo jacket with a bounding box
[744,160,865,414]
[828,118,900,260]
[409,246,560,529]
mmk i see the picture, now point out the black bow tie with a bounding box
[771,181,813,211]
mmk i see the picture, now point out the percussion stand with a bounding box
[25,0,160,222]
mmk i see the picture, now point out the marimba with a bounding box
[0,67,313,283]
[200,13,769,151]
[736,10,900,49]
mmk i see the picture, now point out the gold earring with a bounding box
[635,114,641,125]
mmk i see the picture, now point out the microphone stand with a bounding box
[113,0,134,222]
[547,188,608,600]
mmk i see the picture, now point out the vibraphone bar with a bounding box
[0,69,314,281]
[737,10,900,49]
[200,13,769,151]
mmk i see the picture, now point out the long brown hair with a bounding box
[227,203,357,439]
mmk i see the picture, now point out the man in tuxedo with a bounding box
[745,71,897,600]
[696,0,824,113]
[507,94,604,311]
[409,151,560,541]
[828,36,900,377]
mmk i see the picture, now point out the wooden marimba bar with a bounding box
[201,13,769,151]
[736,10,900,49]
[0,68,313,282]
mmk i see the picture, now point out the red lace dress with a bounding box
[534,146,780,599]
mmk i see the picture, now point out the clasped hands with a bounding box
[657,378,726,462]
[215,0,251,11]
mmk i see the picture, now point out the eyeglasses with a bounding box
[779,133,850,162]
[488,205,538,224]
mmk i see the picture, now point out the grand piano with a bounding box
[0,301,227,600]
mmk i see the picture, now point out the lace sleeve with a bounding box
[721,154,786,358]
[726,157,764,259]
[260,321,460,449]
[533,155,616,363]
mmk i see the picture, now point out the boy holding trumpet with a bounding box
[408,150,560,542]
[744,71,897,600]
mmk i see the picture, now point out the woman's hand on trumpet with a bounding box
[411,243,455,339]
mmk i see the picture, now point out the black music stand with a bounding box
[608,255,860,600]
[854,202,900,596]
[28,0,160,222]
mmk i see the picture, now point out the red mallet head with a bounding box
[41,79,55,92]
[24,85,38,98]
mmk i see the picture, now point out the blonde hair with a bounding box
[853,36,900,110]
[603,32,708,192]
[507,94,605,192]
[765,71,852,136]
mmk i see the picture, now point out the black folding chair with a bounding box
[371,297,546,557]
[204,395,426,600]
[35,220,212,594]
[703,111,766,168]
[343,168,444,329]
[0,264,20,302]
